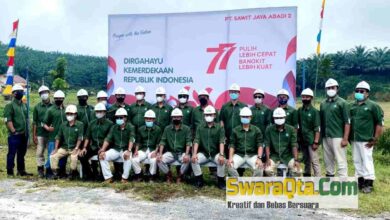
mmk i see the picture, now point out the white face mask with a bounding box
[66,115,75,122]
[205,116,214,123]
[254,98,263,104]
[274,118,285,125]
[326,89,337,97]
[40,93,49,101]
[96,113,105,119]
[156,96,164,102]
[179,98,187,104]
[136,94,144,101]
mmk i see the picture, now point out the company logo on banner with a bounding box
[108,7,297,109]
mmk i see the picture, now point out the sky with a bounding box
[0,0,389,59]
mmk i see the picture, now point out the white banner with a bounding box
[108,7,297,109]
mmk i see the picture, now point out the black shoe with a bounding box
[68,170,79,180]
[358,177,365,191]
[362,180,374,194]
[17,171,33,176]
[48,170,59,180]
[38,166,45,178]
[194,175,204,188]
[217,177,226,190]
[7,170,14,177]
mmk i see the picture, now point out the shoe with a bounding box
[166,171,173,183]
[134,172,143,182]
[362,180,374,194]
[104,178,114,183]
[17,171,33,176]
[194,175,204,188]
[68,170,79,180]
[217,177,226,190]
[48,169,59,180]
[358,177,365,191]
[7,170,14,177]
[121,178,128,183]
[38,166,45,178]
[176,174,183,184]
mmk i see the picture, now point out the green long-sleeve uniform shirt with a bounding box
[229,124,263,157]
[55,120,84,150]
[43,105,66,141]
[4,99,28,134]
[265,124,297,165]
[159,124,192,154]
[33,101,53,137]
[86,118,114,151]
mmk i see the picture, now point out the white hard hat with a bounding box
[114,87,126,95]
[301,88,314,97]
[277,89,290,97]
[178,88,189,96]
[53,90,65,98]
[97,90,108,98]
[38,85,50,93]
[94,103,106,111]
[325,78,339,88]
[253,89,265,95]
[144,110,156,118]
[171,108,183,117]
[239,107,252,117]
[356,81,370,91]
[135,86,145,93]
[11,84,23,92]
[115,108,128,116]
[77,89,88,97]
[273,107,286,118]
[156,87,166,95]
[229,83,240,91]
[204,105,216,114]
[65,105,77,114]
[198,89,209,96]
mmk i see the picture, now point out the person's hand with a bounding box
[265,159,271,168]
[294,160,301,170]
[123,150,131,160]
[191,154,198,163]
[150,151,157,158]
[99,151,106,160]
[256,158,263,168]
[341,139,349,148]
[133,150,138,157]
[156,154,162,162]
[218,155,225,165]
[365,140,376,148]
[182,154,190,164]
[47,126,54,132]
[51,149,58,155]
[79,148,87,157]
[227,159,234,168]
[33,135,38,145]
[312,143,319,151]
[71,148,80,155]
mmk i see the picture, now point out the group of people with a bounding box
[3,78,383,193]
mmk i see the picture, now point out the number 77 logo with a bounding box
[206,43,237,74]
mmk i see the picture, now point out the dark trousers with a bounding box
[7,134,28,172]
[79,148,99,179]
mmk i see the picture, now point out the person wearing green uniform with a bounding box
[33,85,53,178]
[129,86,151,132]
[76,89,94,136]
[272,89,298,129]
[131,110,162,181]
[157,108,192,183]
[227,107,264,177]
[250,88,271,136]
[191,106,226,189]
[350,81,383,193]
[4,84,32,176]
[50,105,84,180]
[192,89,219,132]
[151,87,173,130]
[43,90,67,177]
[98,108,135,183]
[297,88,321,177]
[107,87,131,122]
[220,83,247,147]
[320,78,350,177]
[176,88,193,127]
[79,103,113,180]
[264,108,302,177]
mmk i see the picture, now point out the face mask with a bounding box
[78,98,87,106]
[116,118,124,126]
[355,93,365,101]
[241,117,250,124]
[205,116,214,123]
[275,118,285,125]
[179,98,187,104]
[230,93,239,100]
[55,100,63,106]
[326,89,337,97]
[278,98,288,105]
[199,97,208,106]
[100,100,108,106]
[156,96,164,102]
[254,98,263,104]
[116,97,125,103]
[96,113,105,119]
[14,91,24,100]
[40,93,49,101]
[173,119,181,125]
[145,121,154,127]
[66,115,75,122]
[302,99,311,105]
[136,94,144,101]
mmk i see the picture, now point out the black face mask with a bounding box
[173,119,181,125]
[302,99,311,105]
[55,100,63,106]
[199,97,208,106]
[14,91,24,100]
[78,98,88,106]
[116,97,125,103]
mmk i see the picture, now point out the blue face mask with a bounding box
[355,92,365,101]
[230,93,239,100]
[241,117,250,124]
[116,119,124,126]
[278,98,288,105]
[145,121,154,127]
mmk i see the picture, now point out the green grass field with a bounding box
[0,92,389,215]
